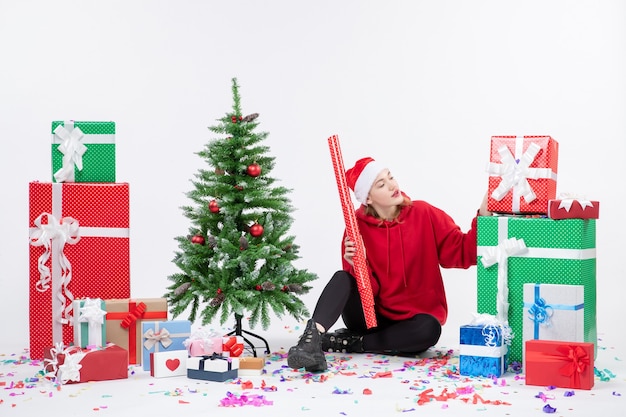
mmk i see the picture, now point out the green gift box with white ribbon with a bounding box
[72,298,107,348]
[476,215,596,365]
[51,120,116,183]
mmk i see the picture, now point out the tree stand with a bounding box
[226,313,270,357]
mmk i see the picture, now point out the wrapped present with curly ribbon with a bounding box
[183,328,223,357]
[459,313,511,377]
[28,182,130,360]
[43,343,128,384]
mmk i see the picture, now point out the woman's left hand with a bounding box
[479,191,492,216]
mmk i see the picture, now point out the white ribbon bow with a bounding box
[53,122,87,183]
[487,139,556,212]
[79,298,106,326]
[57,350,85,384]
[29,212,80,324]
[557,193,594,212]
[78,298,107,346]
[143,328,172,350]
[469,312,513,347]
[480,237,528,324]
[489,142,541,203]
[44,343,86,384]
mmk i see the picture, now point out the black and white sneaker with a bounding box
[321,328,364,353]
[287,319,327,372]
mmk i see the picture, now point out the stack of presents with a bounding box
[29,121,264,385]
[459,135,599,390]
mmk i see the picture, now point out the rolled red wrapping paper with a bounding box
[328,135,377,328]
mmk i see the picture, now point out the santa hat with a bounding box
[345,157,386,205]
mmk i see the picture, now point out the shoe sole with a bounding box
[287,351,327,372]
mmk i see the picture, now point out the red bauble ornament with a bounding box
[217,288,222,294]
[255,285,262,291]
[246,163,261,177]
[250,223,264,237]
[191,234,205,245]
[209,199,219,213]
[231,116,237,123]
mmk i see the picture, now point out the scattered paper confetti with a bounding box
[219,391,273,407]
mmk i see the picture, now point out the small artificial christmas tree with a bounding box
[165,78,317,333]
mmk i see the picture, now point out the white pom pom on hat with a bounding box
[345,157,386,205]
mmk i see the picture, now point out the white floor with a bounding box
[1,319,624,417]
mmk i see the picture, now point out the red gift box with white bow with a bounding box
[28,182,131,360]
[486,135,558,214]
[43,343,128,384]
[524,339,594,390]
[548,197,599,220]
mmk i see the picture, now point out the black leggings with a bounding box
[312,270,442,354]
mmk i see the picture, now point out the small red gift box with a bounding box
[548,198,599,220]
[28,182,130,360]
[525,339,594,390]
[43,343,128,384]
[487,135,558,214]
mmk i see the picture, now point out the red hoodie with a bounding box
[342,199,478,325]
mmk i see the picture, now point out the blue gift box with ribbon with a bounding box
[522,283,584,360]
[459,322,509,378]
[187,354,239,382]
[141,320,191,371]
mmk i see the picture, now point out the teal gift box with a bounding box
[476,215,596,365]
[459,323,508,377]
[141,320,191,371]
[51,120,116,183]
[72,298,107,348]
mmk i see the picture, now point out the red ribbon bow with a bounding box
[120,302,147,329]
[557,345,590,385]
[222,336,244,357]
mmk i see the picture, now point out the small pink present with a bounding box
[184,328,223,357]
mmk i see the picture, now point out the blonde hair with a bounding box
[364,195,411,223]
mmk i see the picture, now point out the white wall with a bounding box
[1,0,624,351]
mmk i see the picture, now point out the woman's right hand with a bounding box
[343,237,356,266]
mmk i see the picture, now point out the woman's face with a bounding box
[366,169,404,208]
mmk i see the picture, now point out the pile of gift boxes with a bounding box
[29,121,264,385]
[29,125,600,388]
[459,135,599,390]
